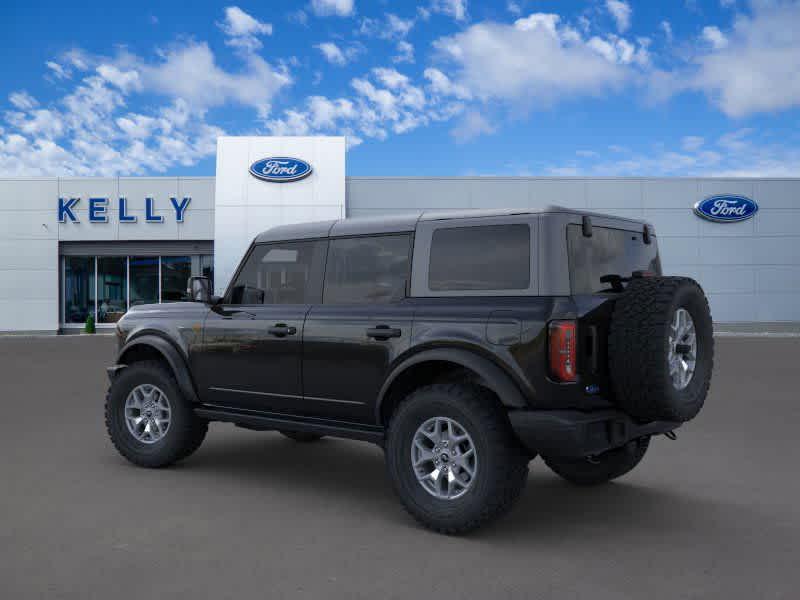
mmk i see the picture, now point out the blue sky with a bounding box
[1,0,798,177]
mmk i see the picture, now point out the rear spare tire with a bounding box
[609,276,713,422]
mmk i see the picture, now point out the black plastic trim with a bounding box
[196,405,385,444]
[508,408,680,458]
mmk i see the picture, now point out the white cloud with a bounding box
[9,91,38,111]
[507,1,522,16]
[701,25,728,49]
[310,0,354,17]
[266,66,463,144]
[45,61,71,80]
[606,0,632,33]
[218,6,272,51]
[393,41,415,63]
[546,128,800,177]
[430,0,468,21]
[314,42,363,66]
[451,110,496,142]
[660,20,673,42]
[0,34,288,175]
[386,14,415,38]
[691,1,800,116]
[423,67,472,100]
[432,13,638,107]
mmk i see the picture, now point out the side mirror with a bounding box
[187,276,212,303]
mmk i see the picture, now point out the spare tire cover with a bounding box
[608,276,714,422]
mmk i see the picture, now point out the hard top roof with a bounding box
[253,206,649,243]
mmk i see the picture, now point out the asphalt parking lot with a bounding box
[1,335,798,599]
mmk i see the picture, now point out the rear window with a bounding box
[567,224,661,294]
[323,234,411,304]
[428,224,530,291]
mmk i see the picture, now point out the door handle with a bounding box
[268,324,297,337]
[366,325,402,340]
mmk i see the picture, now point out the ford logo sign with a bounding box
[249,157,312,183]
[693,195,758,223]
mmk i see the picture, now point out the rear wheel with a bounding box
[543,436,650,486]
[105,361,208,468]
[279,431,324,443]
[385,383,529,534]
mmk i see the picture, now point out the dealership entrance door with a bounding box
[60,241,213,330]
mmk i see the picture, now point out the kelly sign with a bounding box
[58,197,191,223]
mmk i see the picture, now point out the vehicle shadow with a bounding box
[172,428,766,547]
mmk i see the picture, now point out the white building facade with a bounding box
[0,136,797,334]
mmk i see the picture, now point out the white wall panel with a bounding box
[213,136,345,295]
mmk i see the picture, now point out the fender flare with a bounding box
[375,348,528,422]
[117,334,199,403]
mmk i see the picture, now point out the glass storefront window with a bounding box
[97,257,128,323]
[161,256,191,302]
[64,256,95,324]
[130,256,159,307]
[62,253,214,325]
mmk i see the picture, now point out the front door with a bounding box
[194,239,328,414]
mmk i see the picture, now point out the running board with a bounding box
[195,405,385,445]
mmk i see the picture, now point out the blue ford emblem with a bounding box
[249,157,313,182]
[693,195,758,223]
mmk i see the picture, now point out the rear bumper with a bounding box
[508,408,680,458]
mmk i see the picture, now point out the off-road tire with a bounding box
[105,360,208,468]
[280,431,324,443]
[609,276,713,422]
[385,383,529,534]
[543,436,650,486]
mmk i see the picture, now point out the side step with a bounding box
[195,404,385,445]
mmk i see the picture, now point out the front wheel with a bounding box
[543,436,650,486]
[385,384,529,534]
[105,360,208,468]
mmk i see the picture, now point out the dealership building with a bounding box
[0,136,798,334]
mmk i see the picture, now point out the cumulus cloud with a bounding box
[691,1,800,116]
[314,42,363,66]
[217,6,273,51]
[265,66,463,144]
[431,13,642,107]
[430,0,468,21]
[701,25,728,49]
[310,0,354,17]
[606,0,632,33]
[0,10,289,176]
[393,41,415,63]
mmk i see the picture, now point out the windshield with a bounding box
[567,224,661,294]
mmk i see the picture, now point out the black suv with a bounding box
[105,207,713,533]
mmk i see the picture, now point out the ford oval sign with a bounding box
[249,157,312,183]
[693,195,758,223]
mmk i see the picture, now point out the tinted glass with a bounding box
[64,256,95,324]
[324,235,411,304]
[97,257,127,323]
[161,256,192,302]
[567,224,662,294]
[228,241,327,305]
[130,256,158,306]
[428,224,530,291]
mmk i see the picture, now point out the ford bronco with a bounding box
[105,207,713,533]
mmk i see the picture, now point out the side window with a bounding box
[323,234,411,304]
[228,240,327,305]
[428,224,530,291]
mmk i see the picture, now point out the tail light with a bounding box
[549,320,577,382]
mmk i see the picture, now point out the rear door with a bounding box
[302,233,414,423]
[194,240,327,413]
